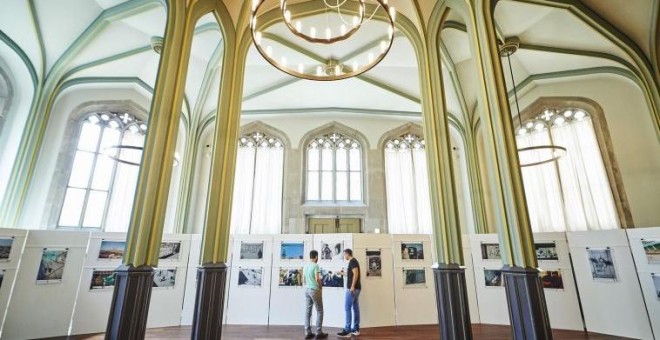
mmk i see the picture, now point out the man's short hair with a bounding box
[310,250,318,259]
[343,248,353,256]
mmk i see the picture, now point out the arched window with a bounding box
[384,133,432,234]
[230,131,284,234]
[58,112,146,230]
[517,108,619,232]
[306,132,362,203]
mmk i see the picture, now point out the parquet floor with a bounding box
[53,324,631,339]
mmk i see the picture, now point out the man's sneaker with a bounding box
[315,332,328,339]
[304,334,315,339]
[336,330,351,337]
[351,330,360,336]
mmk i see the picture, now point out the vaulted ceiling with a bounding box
[0,0,657,132]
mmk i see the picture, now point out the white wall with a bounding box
[519,75,660,227]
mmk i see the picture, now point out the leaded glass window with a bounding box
[306,132,362,203]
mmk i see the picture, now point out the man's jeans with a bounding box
[344,289,360,332]
[304,287,323,335]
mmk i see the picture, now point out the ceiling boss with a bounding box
[250,0,396,81]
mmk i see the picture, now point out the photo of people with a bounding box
[37,248,68,283]
[540,270,564,289]
[535,243,559,261]
[484,269,503,287]
[320,268,344,288]
[320,242,344,261]
[587,248,617,281]
[401,242,424,260]
[152,268,176,288]
[90,270,116,290]
[98,240,126,260]
[480,243,501,260]
[653,273,660,300]
[240,242,264,260]
[642,239,660,264]
[0,238,14,261]
[279,268,303,287]
[366,250,381,277]
[403,269,426,287]
[280,242,304,260]
[159,242,181,260]
[238,268,262,287]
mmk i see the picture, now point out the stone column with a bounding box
[469,0,552,338]
[105,2,195,339]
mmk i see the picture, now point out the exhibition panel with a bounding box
[461,237,480,324]
[392,234,437,326]
[180,234,203,326]
[469,233,509,325]
[0,228,27,336]
[313,233,353,328]
[3,230,89,340]
[626,227,660,338]
[567,230,654,339]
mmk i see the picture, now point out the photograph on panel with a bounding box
[481,243,501,260]
[587,247,617,281]
[153,268,176,288]
[98,240,126,260]
[401,242,424,260]
[280,242,304,260]
[321,268,344,288]
[238,267,263,287]
[535,242,559,261]
[366,249,382,277]
[540,270,564,289]
[90,270,116,290]
[159,241,181,260]
[36,248,68,283]
[0,270,4,289]
[653,273,660,300]
[240,242,264,260]
[320,241,344,261]
[0,237,14,261]
[642,239,660,264]
[403,268,426,287]
[278,267,303,287]
[484,269,504,287]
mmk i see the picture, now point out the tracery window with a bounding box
[384,133,432,234]
[58,112,147,230]
[516,108,619,232]
[230,131,284,234]
[306,132,362,203]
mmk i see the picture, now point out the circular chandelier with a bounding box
[499,37,567,168]
[250,0,397,81]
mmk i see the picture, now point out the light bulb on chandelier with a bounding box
[250,0,396,81]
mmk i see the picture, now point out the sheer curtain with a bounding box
[230,146,256,234]
[105,132,144,232]
[250,146,284,234]
[412,148,433,234]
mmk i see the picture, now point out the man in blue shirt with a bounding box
[303,250,328,339]
[337,249,361,337]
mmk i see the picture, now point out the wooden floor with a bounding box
[58,324,630,339]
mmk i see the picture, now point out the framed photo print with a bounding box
[401,242,424,260]
[238,267,263,287]
[0,237,15,261]
[280,242,304,260]
[642,239,660,264]
[539,270,564,289]
[587,247,617,281]
[481,243,501,260]
[278,267,303,287]
[98,240,126,260]
[484,269,503,287]
[37,248,68,283]
[240,242,264,260]
[403,269,426,288]
[535,243,559,261]
[366,250,381,277]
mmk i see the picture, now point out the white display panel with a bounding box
[469,233,508,325]
[229,235,273,325]
[391,234,436,325]
[3,230,89,340]
[567,230,653,339]
[352,233,395,328]
[180,234,202,325]
[314,234,353,328]
[626,227,660,338]
[0,228,28,336]
[462,237,480,324]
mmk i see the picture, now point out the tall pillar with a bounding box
[423,7,473,340]
[468,0,552,338]
[105,2,195,339]
[190,6,244,339]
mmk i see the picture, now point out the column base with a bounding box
[105,265,154,340]
[433,264,473,340]
[501,266,553,340]
[191,263,228,340]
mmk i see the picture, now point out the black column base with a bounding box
[105,265,154,340]
[501,266,553,340]
[191,263,228,340]
[433,264,473,340]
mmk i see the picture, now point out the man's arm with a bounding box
[315,268,322,288]
[350,267,359,293]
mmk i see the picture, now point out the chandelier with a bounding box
[250,0,396,81]
[499,37,567,167]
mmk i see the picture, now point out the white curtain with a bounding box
[551,119,618,230]
[250,146,284,234]
[385,148,432,234]
[230,147,256,234]
[105,133,144,232]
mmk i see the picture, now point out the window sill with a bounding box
[302,202,367,208]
